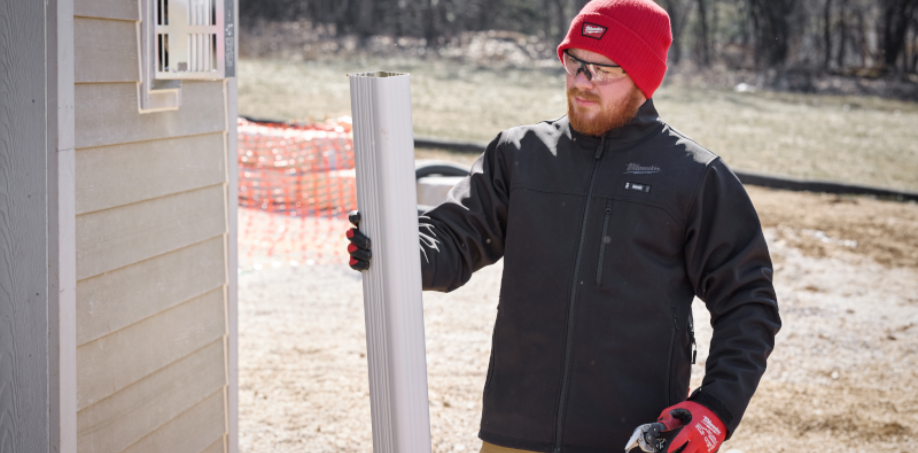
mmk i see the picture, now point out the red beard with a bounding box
[567,86,645,137]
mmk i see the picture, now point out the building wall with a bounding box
[0,0,53,450]
[73,0,231,452]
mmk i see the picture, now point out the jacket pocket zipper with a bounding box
[665,309,678,406]
[486,313,498,392]
[688,312,697,365]
[485,351,495,391]
[595,202,613,286]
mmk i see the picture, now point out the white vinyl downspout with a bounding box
[349,72,432,453]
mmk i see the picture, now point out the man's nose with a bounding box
[573,69,594,90]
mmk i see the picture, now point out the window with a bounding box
[140,0,236,112]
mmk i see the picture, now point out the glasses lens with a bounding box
[564,52,627,84]
[587,64,626,84]
[562,52,582,77]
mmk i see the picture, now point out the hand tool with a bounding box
[624,410,687,453]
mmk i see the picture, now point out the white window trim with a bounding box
[138,0,182,113]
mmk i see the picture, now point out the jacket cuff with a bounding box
[687,388,736,439]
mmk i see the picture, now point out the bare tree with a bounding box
[355,0,376,43]
[824,0,833,69]
[572,0,590,14]
[424,0,440,46]
[856,6,869,67]
[881,0,918,70]
[836,0,848,67]
[662,0,694,64]
[553,0,569,43]
[748,0,796,67]
[911,14,918,71]
[238,0,918,76]
[696,0,710,64]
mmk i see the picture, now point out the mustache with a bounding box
[567,87,601,103]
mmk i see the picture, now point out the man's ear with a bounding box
[632,83,648,104]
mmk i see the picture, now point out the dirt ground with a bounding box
[237,186,918,453]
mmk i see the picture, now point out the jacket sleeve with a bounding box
[683,158,782,438]
[418,134,510,292]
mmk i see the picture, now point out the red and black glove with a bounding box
[346,211,372,271]
[657,401,727,453]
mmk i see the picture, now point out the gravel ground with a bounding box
[239,188,918,453]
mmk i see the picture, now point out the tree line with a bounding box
[240,0,918,75]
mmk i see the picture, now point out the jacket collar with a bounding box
[565,99,664,150]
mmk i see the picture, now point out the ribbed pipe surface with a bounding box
[349,71,432,453]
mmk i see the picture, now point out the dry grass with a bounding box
[656,88,918,192]
[415,148,481,167]
[237,57,566,142]
[238,57,918,191]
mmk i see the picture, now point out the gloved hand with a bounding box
[657,401,726,453]
[346,211,372,271]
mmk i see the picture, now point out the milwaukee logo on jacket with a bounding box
[417,100,781,453]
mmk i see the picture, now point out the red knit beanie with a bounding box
[557,0,672,99]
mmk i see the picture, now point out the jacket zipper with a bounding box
[665,309,678,407]
[485,351,495,391]
[486,306,500,391]
[553,137,606,453]
[595,201,613,286]
[688,313,697,365]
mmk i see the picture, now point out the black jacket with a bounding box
[418,100,781,453]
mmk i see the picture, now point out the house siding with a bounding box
[76,340,227,453]
[0,0,54,449]
[73,2,231,452]
[74,17,139,83]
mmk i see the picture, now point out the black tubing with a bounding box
[415,137,488,154]
[733,170,918,202]
[239,115,290,126]
[415,159,471,179]
[239,117,918,203]
[415,139,918,202]
[415,161,471,213]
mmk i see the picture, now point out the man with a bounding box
[347,1,781,452]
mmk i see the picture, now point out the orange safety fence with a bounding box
[237,117,357,271]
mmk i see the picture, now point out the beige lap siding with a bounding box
[75,184,226,280]
[77,287,226,409]
[76,236,227,347]
[74,17,139,83]
[75,82,226,148]
[120,389,227,453]
[73,8,231,450]
[77,340,227,453]
[75,0,139,22]
[73,145,230,452]
[76,132,227,215]
[200,436,229,453]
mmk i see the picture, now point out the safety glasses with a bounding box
[562,50,628,84]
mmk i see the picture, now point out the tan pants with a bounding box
[479,440,539,453]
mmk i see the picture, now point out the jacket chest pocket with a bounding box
[593,198,683,289]
[596,199,614,286]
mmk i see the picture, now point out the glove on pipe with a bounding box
[346,211,372,271]
[658,401,726,453]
